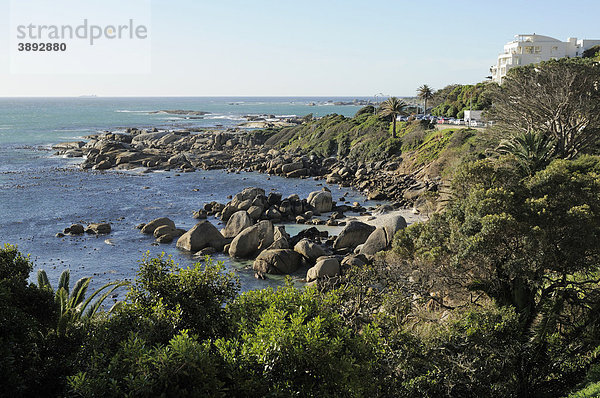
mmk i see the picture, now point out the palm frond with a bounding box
[497,131,554,175]
[81,280,130,319]
[37,269,52,290]
[58,269,70,292]
[69,277,91,310]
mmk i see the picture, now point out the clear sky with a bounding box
[1,0,599,97]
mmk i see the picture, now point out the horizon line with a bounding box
[0,95,415,99]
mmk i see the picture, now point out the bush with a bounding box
[0,244,75,396]
[392,156,600,396]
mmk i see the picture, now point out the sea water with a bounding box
[0,97,390,292]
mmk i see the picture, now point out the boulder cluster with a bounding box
[56,222,111,238]
[136,187,409,284]
[137,217,187,244]
[52,128,438,206]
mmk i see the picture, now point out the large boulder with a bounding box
[141,217,176,234]
[293,238,326,263]
[230,187,266,208]
[253,249,304,275]
[85,223,111,234]
[273,226,290,241]
[229,225,260,258]
[256,220,275,250]
[247,205,263,220]
[382,214,408,238]
[306,256,340,282]
[307,190,333,213]
[176,221,226,252]
[267,238,290,250]
[153,225,175,238]
[333,221,376,250]
[66,224,85,235]
[221,210,253,238]
[341,254,369,268]
[360,214,408,256]
[359,227,388,256]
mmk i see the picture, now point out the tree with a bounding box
[488,58,600,159]
[496,130,553,175]
[393,155,600,396]
[379,97,408,138]
[417,84,434,114]
[37,269,128,336]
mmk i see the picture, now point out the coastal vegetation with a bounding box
[430,82,495,119]
[417,84,434,114]
[3,57,600,397]
[378,96,409,138]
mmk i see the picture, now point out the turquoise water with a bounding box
[0,97,377,292]
[0,97,367,145]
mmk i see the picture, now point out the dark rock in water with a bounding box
[333,221,376,249]
[307,189,333,213]
[193,209,208,219]
[253,249,304,275]
[55,232,65,238]
[196,246,217,256]
[176,221,226,252]
[93,159,112,170]
[228,220,274,258]
[156,234,173,244]
[289,227,322,247]
[267,238,290,250]
[293,238,326,263]
[153,225,175,238]
[136,223,146,230]
[141,218,176,234]
[67,224,85,235]
[221,210,253,239]
[86,223,111,234]
[267,192,282,207]
[247,205,263,220]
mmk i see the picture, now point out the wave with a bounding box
[205,114,245,121]
[115,110,153,113]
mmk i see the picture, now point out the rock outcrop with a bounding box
[333,221,376,250]
[176,221,226,252]
[253,249,304,275]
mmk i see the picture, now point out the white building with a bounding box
[490,34,600,83]
[464,110,483,123]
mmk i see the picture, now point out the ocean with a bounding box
[0,97,390,292]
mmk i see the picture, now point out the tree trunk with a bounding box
[392,117,396,138]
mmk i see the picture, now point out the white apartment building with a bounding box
[490,34,600,83]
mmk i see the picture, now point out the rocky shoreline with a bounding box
[53,127,439,209]
[130,186,412,283]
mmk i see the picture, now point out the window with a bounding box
[524,46,534,54]
[534,46,541,54]
[551,46,558,54]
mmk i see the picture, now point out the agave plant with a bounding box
[496,131,554,175]
[37,269,128,335]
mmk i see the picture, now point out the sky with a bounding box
[0,0,599,97]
